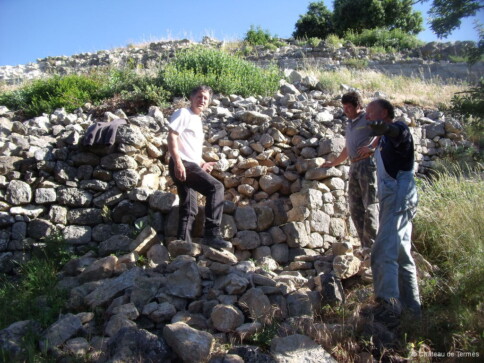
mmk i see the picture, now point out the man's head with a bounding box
[341,91,364,119]
[189,85,213,115]
[366,99,395,123]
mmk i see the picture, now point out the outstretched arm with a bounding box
[321,147,348,168]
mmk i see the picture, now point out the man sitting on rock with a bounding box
[167,85,232,250]
[364,99,421,327]
[322,91,379,249]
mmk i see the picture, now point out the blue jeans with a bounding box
[371,149,421,313]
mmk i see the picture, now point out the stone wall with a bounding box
[0,73,470,273]
[1,38,483,85]
[0,67,472,361]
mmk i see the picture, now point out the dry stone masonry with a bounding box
[1,37,483,85]
[0,60,470,361]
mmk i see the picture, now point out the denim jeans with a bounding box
[169,158,224,242]
[371,148,421,313]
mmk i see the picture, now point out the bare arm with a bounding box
[321,147,348,168]
[357,136,380,157]
[167,130,186,181]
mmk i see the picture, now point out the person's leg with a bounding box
[398,219,421,314]
[348,164,366,246]
[169,159,198,242]
[360,159,379,248]
[182,163,224,234]
[371,208,400,302]
[181,162,230,249]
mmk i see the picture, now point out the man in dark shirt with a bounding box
[364,99,421,327]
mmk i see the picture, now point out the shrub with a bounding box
[344,28,423,51]
[101,68,170,108]
[325,34,344,49]
[160,47,282,97]
[307,37,322,48]
[0,248,70,329]
[244,25,275,46]
[450,79,484,147]
[0,74,105,118]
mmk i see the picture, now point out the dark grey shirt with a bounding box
[345,112,375,159]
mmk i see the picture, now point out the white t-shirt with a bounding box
[169,107,204,165]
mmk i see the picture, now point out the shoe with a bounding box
[362,298,402,329]
[202,235,232,250]
[373,298,402,329]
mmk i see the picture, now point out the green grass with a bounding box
[301,67,467,108]
[344,28,423,51]
[412,164,484,353]
[342,58,369,70]
[0,46,282,118]
[0,232,73,361]
[450,79,484,147]
[0,74,105,118]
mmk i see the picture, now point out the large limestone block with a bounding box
[163,322,214,363]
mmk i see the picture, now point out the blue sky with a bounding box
[0,0,482,66]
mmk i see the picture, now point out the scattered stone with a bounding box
[163,322,214,363]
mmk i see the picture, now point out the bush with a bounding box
[450,79,484,147]
[0,74,105,118]
[160,47,282,97]
[103,68,170,109]
[325,34,344,49]
[307,37,322,48]
[344,28,423,51]
[413,165,484,352]
[244,25,275,46]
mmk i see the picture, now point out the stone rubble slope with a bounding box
[0,73,466,361]
[1,37,483,85]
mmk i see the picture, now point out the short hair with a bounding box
[372,99,395,119]
[190,85,213,100]
[341,91,363,108]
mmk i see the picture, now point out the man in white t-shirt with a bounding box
[167,85,232,250]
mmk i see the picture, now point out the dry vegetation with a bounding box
[302,67,468,109]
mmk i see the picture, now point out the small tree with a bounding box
[293,1,335,40]
[333,0,423,36]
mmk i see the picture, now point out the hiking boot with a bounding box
[202,235,232,250]
[372,298,402,329]
[361,298,402,330]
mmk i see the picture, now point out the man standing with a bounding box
[322,91,379,248]
[365,99,421,326]
[168,85,232,250]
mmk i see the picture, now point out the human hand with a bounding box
[202,162,216,173]
[175,161,186,181]
[357,145,374,157]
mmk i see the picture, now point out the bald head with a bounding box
[366,99,395,123]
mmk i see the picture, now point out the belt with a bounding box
[350,154,372,163]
